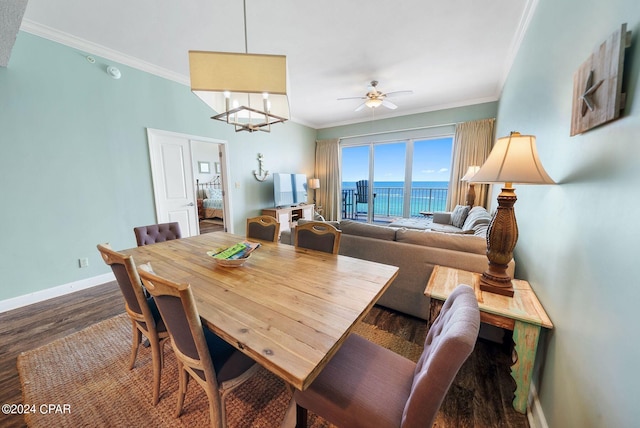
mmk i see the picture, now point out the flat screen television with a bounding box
[273,173,307,207]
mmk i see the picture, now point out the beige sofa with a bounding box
[280,214,514,321]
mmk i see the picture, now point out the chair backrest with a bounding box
[133,222,182,246]
[294,221,341,254]
[401,285,480,428]
[246,215,280,242]
[96,243,155,325]
[355,180,369,204]
[137,264,217,381]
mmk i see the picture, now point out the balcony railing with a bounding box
[342,186,448,221]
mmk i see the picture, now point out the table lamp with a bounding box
[308,178,320,204]
[461,165,480,206]
[470,132,555,297]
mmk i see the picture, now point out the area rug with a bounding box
[18,314,421,427]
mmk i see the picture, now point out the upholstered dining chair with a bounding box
[133,222,182,246]
[294,284,480,428]
[294,221,342,255]
[137,264,259,428]
[96,243,169,405]
[246,215,280,242]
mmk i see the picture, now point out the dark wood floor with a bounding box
[0,282,528,428]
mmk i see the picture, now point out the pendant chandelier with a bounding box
[188,0,289,132]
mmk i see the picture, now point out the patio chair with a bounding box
[354,180,376,221]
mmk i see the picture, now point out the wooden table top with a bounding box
[425,265,553,329]
[122,232,399,390]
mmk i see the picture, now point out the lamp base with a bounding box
[479,266,514,297]
[481,184,518,298]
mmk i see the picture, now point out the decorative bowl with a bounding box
[206,251,251,267]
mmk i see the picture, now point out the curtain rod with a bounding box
[338,121,460,140]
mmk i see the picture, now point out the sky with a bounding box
[341,137,453,182]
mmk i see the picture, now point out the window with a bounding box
[341,136,453,223]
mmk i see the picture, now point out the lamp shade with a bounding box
[189,50,290,121]
[308,178,320,189]
[471,132,555,185]
[460,165,480,181]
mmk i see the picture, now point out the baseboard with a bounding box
[0,272,115,314]
[527,382,549,428]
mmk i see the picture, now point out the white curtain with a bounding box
[447,118,495,210]
[315,139,341,221]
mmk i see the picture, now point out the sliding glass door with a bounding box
[341,137,452,223]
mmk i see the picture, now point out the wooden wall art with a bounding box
[570,23,632,136]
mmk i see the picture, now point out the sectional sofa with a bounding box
[280,207,515,320]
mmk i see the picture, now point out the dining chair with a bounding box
[294,221,342,254]
[137,263,259,428]
[133,222,182,246]
[96,243,169,405]
[294,284,480,428]
[246,215,280,242]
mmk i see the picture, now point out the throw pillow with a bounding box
[451,205,471,228]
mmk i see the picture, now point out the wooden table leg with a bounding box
[510,320,541,413]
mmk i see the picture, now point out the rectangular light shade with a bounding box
[471,133,555,185]
[189,50,289,120]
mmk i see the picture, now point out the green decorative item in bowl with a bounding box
[206,251,251,267]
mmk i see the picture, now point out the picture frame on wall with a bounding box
[214,162,221,174]
[198,161,210,174]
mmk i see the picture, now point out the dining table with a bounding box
[121,231,399,391]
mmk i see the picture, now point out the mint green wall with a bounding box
[0,32,316,302]
[317,102,498,140]
[497,1,640,426]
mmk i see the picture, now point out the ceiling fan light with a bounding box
[365,98,383,108]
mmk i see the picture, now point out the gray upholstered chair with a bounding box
[96,243,169,405]
[293,221,342,254]
[133,222,182,246]
[246,215,280,243]
[137,264,258,428]
[294,221,341,254]
[294,284,480,428]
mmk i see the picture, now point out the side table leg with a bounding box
[510,320,541,413]
[427,299,444,331]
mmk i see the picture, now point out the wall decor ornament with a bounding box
[570,23,632,136]
[253,153,269,182]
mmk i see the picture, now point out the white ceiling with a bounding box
[20,0,536,129]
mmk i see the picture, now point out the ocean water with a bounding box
[342,181,449,217]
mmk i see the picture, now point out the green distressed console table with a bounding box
[425,265,553,414]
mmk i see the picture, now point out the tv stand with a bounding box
[262,204,314,236]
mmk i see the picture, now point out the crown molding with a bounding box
[20,18,190,86]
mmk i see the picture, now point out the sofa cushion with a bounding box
[395,228,487,254]
[340,220,397,241]
[451,205,470,228]
[461,206,492,231]
[298,219,341,229]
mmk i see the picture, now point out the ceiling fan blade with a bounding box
[382,100,398,110]
[338,96,367,101]
[354,102,367,112]
[384,90,414,98]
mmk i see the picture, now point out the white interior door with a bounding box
[147,129,198,237]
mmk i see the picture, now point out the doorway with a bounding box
[146,129,231,236]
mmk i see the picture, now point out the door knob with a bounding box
[187,202,195,206]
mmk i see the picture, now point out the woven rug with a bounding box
[17,314,421,427]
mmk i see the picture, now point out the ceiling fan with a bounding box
[338,80,413,112]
